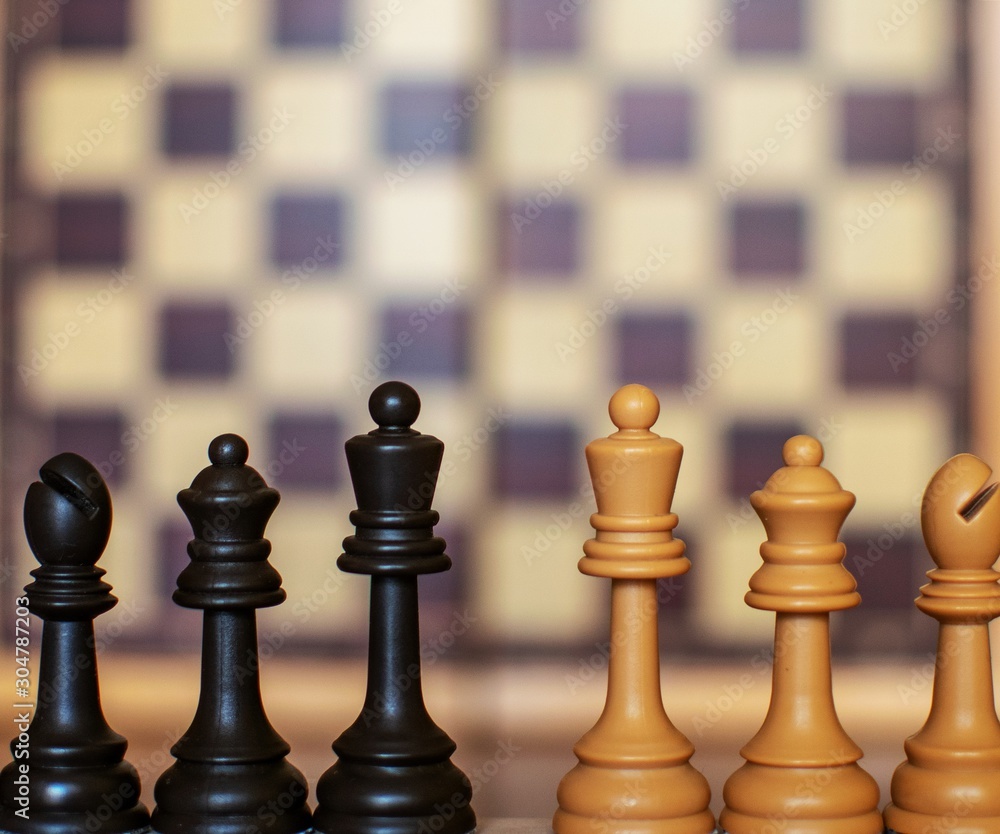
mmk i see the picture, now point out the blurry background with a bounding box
[1,0,994,819]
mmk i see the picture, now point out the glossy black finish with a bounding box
[313,382,475,834]
[0,453,150,834]
[151,435,309,834]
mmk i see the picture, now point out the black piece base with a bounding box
[151,759,310,834]
[314,760,475,834]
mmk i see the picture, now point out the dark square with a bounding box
[842,531,921,611]
[267,413,343,490]
[270,195,345,269]
[842,91,917,165]
[729,200,805,277]
[158,301,236,379]
[162,84,236,157]
[59,0,130,48]
[732,0,804,53]
[616,87,694,164]
[493,422,579,500]
[839,313,921,389]
[55,193,127,267]
[52,410,127,487]
[380,304,470,379]
[725,421,805,500]
[616,312,693,386]
[274,0,346,46]
[381,83,473,158]
[499,0,581,54]
[501,199,580,278]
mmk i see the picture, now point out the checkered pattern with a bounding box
[7,0,965,655]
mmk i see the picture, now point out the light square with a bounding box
[824,395,952,524]
[824,176,953,305]
[19,273,146,406]
[260,497,369,640]
[363,171,484,288]
[139,174,258,285]
[705,293,828,410]
[707,70,832,179]
[250,284,366,404]
[483,290,606,412]
[819,0,954,86]
[140,0,265,67]
[22,59,150,191]
[487,70,603,186]
[473,507,603,642]
[363,0,488,71]
[593,0,720,74]
[595,175,715,300]
[252,64,363,181]
[696,523,774,643]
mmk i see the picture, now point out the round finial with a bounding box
[370,381,420,429]
[609,384,660,431]
[24,452,113,566]
[209,433,249,466]
[783,435,823,466]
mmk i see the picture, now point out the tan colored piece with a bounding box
[553,384,715,834]
[720,436,882,834]
[884,454,1000,833]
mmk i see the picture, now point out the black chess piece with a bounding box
[313,381,475,834]
[151,434,310,834]
[0,453,150,834]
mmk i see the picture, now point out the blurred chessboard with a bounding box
[4,0,968,657]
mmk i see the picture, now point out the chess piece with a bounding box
[720,436,881,834]
[313,381,475,834]
[152,434,310,834]
[0,453,150,834]
[553,384,715,834]
[884,454,1000,833]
